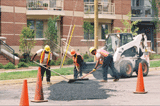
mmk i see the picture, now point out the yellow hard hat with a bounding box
[89,47,96,53]
[44,45,50,52]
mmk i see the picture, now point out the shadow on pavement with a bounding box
[48,79,117,101]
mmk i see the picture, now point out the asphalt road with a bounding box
[0,70,160,105]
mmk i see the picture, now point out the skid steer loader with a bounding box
[83,33,154,79]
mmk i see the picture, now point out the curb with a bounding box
[0,67,159,85]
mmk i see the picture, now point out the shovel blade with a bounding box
[68,78,89,83]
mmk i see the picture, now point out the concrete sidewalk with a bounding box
[0,65,74,73]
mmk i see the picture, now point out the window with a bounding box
[27,20,44,38]
[101,24,108,39]
[84,23,94,39]
[36,21,43,38]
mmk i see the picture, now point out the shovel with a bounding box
[33,61,88,83]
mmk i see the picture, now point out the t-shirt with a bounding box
[36,49,52,65]
[95,49,109,63]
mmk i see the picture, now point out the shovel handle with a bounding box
[33,61,69,80]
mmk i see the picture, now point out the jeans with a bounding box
[40,65,51,82]
[102,54,119,80]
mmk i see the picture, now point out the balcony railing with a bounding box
[132,6,154,17]
[84,2,115,15]
[26,0,63,10]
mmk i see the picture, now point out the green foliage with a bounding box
[150,0,160,34]
[55,58,61,66]
[0,63,3,69]
[82,21,94,39]
[4,62,16,69]
[27,62,39,66]
[152,54,160,59]
[44,16,60,52]
[19,25,36,61]
[50,60,55,65]
[113,12,141,36]
[20,58,26,62]
[84,57,94,62]
[18,62,29,68]
[83,53,89,59]
[36,59,40,63]
[149,53,154,60]
[64,58,73,65]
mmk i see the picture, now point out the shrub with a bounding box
[18,62,29,68]
[55,58,61,66]
[50,60,55,65]
[20,58,26,62]
[4,62,16,69]
[149,53,154,60]
[36,59,40,63]
[0,63,3,69]
[27,62,39,66]
[64,58,73,65]
[83,53,89,59]
[84,57,94,62]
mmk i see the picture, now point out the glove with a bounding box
[92,68,96,72]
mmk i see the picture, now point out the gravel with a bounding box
[48,80,117,101]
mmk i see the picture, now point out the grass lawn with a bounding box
[150,60,160,68]
[0,67,74,80]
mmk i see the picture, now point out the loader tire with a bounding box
[120,60,133,78]
[135,59,149,76]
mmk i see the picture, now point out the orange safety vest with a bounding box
[73,53,83,67]
[97,49,109,64]
[40,50,51,66]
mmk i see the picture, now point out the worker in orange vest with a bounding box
[31,45,52,84]
[70,49,85,79]
[89,47,119,82]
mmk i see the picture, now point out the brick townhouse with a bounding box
[0,0,159,65]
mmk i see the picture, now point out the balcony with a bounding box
[84,2,115,15]
[131,6,154,17]
[26,0,63,11]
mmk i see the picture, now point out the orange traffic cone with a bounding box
[133,63,147,94]
[19,80,29,106]
[31,67,48,102]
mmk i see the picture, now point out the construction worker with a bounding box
[70,49,85,79]
[89,47,119,82]
[31,45,52,84]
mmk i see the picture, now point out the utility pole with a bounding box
[94,0,98,62]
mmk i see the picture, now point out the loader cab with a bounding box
[105,33,133,54]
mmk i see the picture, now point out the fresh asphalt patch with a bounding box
[48,79,117,101]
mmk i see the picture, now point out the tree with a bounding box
[19,26,36,62]
[113,12,141,36]
[150,0,160,33]
[150,0,160,52]
[82,21,94,55]
[44,16,59,53]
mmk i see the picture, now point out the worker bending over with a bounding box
[70,49,85,79]
[89,47,119,82]
[31,45,52,84]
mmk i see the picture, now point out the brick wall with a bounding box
[62,0,84,48]
[1,0,27,46]
[113,0,131,33]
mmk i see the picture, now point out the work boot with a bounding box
[113,79,119,82]
[100,80,107,82]
[47,82,52,85]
